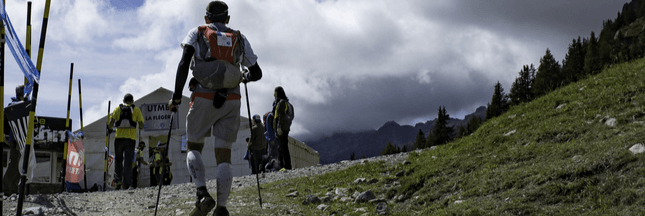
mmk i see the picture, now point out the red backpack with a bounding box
[192,25,245,90]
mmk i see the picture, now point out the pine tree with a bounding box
[466,116,483,135]
[429,106,453,146]
[486,81,510,120]
[584,32,601,75]
[533,48,562,97]
[401,145,407,152]
[350,152,355,161]
[381,142,398,155]
[457,125,467,138]
[414,129,427,149]
[562,37,587,84]
[509,64,536,105]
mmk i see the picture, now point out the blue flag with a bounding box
[0,1,40,96]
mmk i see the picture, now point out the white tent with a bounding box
[78,87,319,190]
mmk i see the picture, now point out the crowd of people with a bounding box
[3,1,288,215]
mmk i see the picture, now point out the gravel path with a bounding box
[3,152,410,216]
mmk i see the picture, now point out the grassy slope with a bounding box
[231,58,645,215]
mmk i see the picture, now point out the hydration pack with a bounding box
[115,104,136,128]
[191,25,245,90]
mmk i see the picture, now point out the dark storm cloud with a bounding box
[294,69,493,141]
[414,0,625,59]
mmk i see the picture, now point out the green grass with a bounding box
[227,58,645,215]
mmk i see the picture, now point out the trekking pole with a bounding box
[154,114,174,216]
[244,82,263,208]
[104,101,110,191]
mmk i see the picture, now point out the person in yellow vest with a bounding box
[152,142,172,186]
[131,141,149,189]
[107,93,144,190]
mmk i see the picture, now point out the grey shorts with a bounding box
[186,96,241,145]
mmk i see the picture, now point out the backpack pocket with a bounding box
[192,59,243,90]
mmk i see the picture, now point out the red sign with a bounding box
[65,139,85,183]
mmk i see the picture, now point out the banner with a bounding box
[140,103,179,131]
[65,132,84,183]
[33,116,70,151]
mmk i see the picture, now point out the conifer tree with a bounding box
[457,125,467,138]
[584,32,601,75]
[466,116,483,135]
[509,64,536,105]
[414,129,427,149]
[350,152,355,161]
[429,106,453,146]
[381,142,398,155]
[486,81,510,119]
[533,48,562,97]
[562,37,587,84]
[401,145,407,152]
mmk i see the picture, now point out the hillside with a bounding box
[232,57,645,215]
[306,106,486,164]
[3,58,642,216]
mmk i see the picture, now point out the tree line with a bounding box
[375,0,645,156]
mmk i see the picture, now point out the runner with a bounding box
[168,1,262,215]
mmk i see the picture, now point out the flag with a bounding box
[4,101,37,183]
[65,131,85,183]
[0,0,40,96]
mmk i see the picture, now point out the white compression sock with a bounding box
[186,150,206,188]
[216,163,232,207]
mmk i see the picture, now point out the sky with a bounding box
[2,0,626,141]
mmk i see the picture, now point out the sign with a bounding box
[65,137,85,183]
[33,116,70,151]
[141,103,179,131]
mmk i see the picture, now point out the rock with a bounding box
[397,194,408,202]
[504,130,516,136]
[395,170,405,177]
[430,146,437,150]
[335,188,348,197]
[572,155,583,163]
[355,190,376,203]
[367,178,379,184]
[286,191,299,198]
[629,143,645,154]
[317,204,329,211]
[508,114,516,119]
[302,194,321,205]
[355,207,367,212]
[23,207,42,215]
[556,104,566,109]
[369,198,387,203]
[375,202,388,215]
[353,178,366,184]
[605,118,617,127]
[402,160,411,165]
[321,196,332,203]
[455,200,464,204]
[340,197,353,202]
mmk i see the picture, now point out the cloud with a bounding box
[2,0,626,142]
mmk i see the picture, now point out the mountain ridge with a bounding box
[306,105,487,164]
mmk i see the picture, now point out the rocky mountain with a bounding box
[306,106,487,164]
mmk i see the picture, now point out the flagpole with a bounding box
[23,1,29,85]
[63,63,73,192]
[17,1,50,215]
[0,0,5,196]
[78,78,87,190]
[104,101,110,191]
